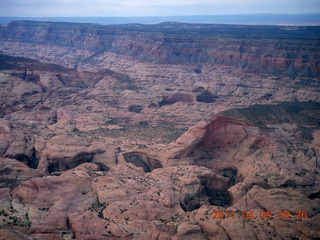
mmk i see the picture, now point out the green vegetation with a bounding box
[220,101,320,141]
[89,200,108,219]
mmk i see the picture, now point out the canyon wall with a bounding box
[1,21,320,77]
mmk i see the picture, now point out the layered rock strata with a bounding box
[0,21,319,77]
[0,21,319,239]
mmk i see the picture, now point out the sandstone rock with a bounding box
[122,151,162,173]
[201,117,251,147]
[11,80,42,98]
[56,108,73,122]
[0,132,10,156]
[227,182,249,204]
[0,119,11,134]
[8,164,99,236]
[247,185,319,216]
[198,221,230,240]
[0,158,42,188]
[0,188,12,209]
[38,73,64,91]
[0,229,29,240]
[3,131,38,169]
[311,130,320,159]
[162,120,207,160]
[0,21,319,240]
[41,135,105,174]
[33,108,57,123]
[176,223,202,238]
[75,114,106,132]
[219,217,257,240]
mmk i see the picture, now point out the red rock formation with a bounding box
[201,117,252,147]
[0,23,319,239]
[0,112,319,239]
[1,21,319,77]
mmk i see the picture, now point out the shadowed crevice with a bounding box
[122,152,162,173]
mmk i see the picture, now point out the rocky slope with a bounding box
[0,95,319,239]
[0,21,320,77]
[0,21,319,239]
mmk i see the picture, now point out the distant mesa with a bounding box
[0,21,319,78]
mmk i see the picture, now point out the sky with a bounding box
[0,0,320,17]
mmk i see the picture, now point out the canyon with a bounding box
[0,21,319,239]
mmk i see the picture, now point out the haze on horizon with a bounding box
[0,0,320,17]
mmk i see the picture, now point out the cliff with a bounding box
[1,21,320,77]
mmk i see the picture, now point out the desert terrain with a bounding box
[0,21,319,239]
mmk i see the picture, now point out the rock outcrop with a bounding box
[0,111,319,239]
[0,21,319,239]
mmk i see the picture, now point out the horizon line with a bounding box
[1,13,320,18]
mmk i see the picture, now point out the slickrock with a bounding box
[0,111,319,239]
[0,21,319,239]
[0,229,30,240]
[0,158,42,188]
[312,130,320,158]
[40,134,105,174]
[0,126,38,169]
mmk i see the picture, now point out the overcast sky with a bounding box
[0,0,319,17]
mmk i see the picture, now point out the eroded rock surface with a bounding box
[0,22,319,239]
[0,106,319,239]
